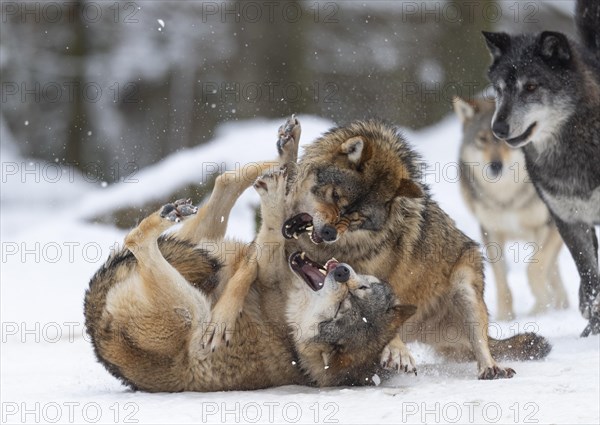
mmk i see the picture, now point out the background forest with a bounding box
[1,1,575,182]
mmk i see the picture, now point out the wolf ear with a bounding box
[396,178,423,199]
[482,31,511,61]
[453,96,476,123]
[538,31,571,64]
[340,137,371,168]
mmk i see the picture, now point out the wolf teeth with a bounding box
[318,268,327,276]
[324,258,338,269]
[300,252,306,260]
[293,233,299,240]
[322,352,330,368]
[306,226,314,231]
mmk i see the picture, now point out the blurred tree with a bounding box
[64,0,86,168]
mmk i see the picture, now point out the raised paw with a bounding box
[254,170,287,207]
[478,365,516,380]
[276,114,301,164]
[160,198,198,223]
[380,338,417,375]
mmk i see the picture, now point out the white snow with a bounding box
[1,115,598,424]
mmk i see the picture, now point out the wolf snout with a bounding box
[492,120,510,139]
[333,265,351,283]
[320,224,338,242]
[489,161,503,176]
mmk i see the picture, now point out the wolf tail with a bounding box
[576,0,600,58]
[488,333,552,361]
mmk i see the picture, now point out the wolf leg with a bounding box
[481,228,513,320]
[552,217,600,335]
[203,257,258,351]
[253,169,290,279]
[531,225,567,311]
[176,161,278,244]
[203,170,290,350]
[549,261,569,309]
[527,226,566,314]
[124,199,199,263]
[450,250,515,379]
[122,199,212,356]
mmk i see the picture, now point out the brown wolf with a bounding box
[276,116,551,380]
[454,96,567,320]
[84,144,415,391]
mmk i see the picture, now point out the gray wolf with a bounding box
[482,0,600,336]
[278,116,551,380]
[84,145,415,392]
[454,96,567,320]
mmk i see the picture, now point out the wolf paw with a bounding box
[553,296,569,310]
[276,114,301,163]
[579,297,600,336]
[380,338,417,375]
[254,169,287,209]
[202,302,241,351]
[159,198,198,222]
[578,282,600,320]
[478,365,516,380]
[529,302,550,316]
[581,315,600,337]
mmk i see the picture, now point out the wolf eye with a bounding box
[525,83,538,92]
[331,188,340,203]
[358,285,368,290]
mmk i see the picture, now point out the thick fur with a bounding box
[482,0,600,335]
[84,142,415,392]
[454,96,567,320]
[281,118,551,379]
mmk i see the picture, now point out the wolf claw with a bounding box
[478,365,516,380]
[276,115,301,164]
[380,338,417,375]
[277,115,298,152]
[160,198,197,222]
[254,170,286,202]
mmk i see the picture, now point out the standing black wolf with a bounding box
[482,0,600,336]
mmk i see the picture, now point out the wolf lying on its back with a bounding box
[454,96,566,320]
[84,137,415,391]
[269,116,551,380]
[482,0,600,336]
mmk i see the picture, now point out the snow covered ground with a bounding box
[1,115,598,424]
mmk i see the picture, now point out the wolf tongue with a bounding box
[301,264,326,291]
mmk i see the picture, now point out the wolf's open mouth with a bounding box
[505,122,536,146]
[289,251,339,291]
[283,213,323,243]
